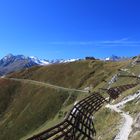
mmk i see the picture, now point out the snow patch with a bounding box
[29,56,50,65]
[1,75,5,78]
[105,57,110,61]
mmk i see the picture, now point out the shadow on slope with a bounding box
[0,78,72,140]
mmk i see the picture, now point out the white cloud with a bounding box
[47,38,140,47]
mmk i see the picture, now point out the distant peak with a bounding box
[5,53,14,57]
[3,53,14,60]
[29,56,38,59]
[105,55,129,61]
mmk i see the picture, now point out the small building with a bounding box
[85,57,96,60]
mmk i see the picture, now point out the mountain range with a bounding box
[0,54,140,140]
[0,54,79,76]
[0,54,132,76]
[105,55,130,61]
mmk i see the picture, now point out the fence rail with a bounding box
[27,93,106,140]
[27,83,138,140]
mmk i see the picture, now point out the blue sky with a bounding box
[0,0,140,59]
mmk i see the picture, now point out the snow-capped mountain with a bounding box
[50,59,78,64]
[29,56,50,65]
[0,54,39,76]
[0,54,78,76]
[0,54,50,66]
[105,55,129,61]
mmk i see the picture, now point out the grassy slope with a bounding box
[0,60,129,140]
[93,85,140,140]
[122,88,140,140]
[94,107,121,140]
[0,78,74,140]
[93,62,140,140]
[8,60,129,89]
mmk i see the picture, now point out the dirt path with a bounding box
[5,78,88,93]
[106,91,140,140]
